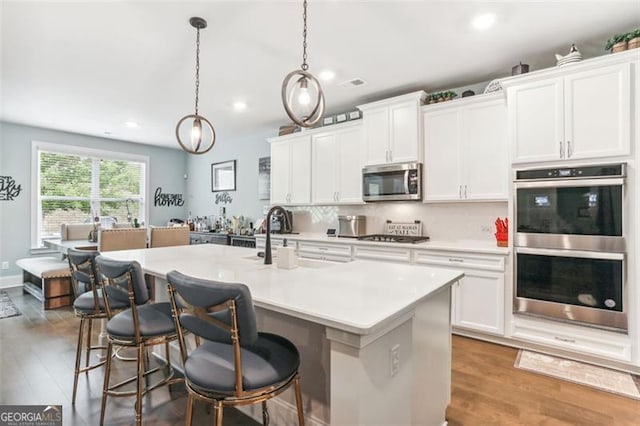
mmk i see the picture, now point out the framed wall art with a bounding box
[211,160,236,192]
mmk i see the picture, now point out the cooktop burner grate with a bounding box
[357,234,430,244]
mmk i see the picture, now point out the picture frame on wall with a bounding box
[258,157,271,200]
[211,160,236,192]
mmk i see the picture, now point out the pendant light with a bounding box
[176,17,215,155]
[281,0,325,128]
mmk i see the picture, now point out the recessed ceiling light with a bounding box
[125,121,139,128]
[472,13,495,30]
[232,101,248,112]
[319,70,335,81]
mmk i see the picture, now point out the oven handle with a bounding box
[515,247,625,260]
[514,177,624,188]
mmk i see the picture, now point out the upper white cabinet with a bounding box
[269,134,311,205]
[423,94,508,201]
[312,123,363,204]
[358,91,427,166]
[506,61,632,164]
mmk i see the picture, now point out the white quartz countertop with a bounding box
[255,232,509,255]
[101,244,463,336]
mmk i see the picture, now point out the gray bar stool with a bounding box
[68,248,130,404]
[167,270,305,426]
[96,256,181,426]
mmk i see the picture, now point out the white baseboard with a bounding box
[0,275,22,289]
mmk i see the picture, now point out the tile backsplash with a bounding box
[288,202,508,242]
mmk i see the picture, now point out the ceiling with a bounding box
[1,1,639,150]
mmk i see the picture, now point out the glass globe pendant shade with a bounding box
[281,69,325,127]
[175,113,215,155]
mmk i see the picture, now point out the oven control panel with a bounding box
[516,163,625,180]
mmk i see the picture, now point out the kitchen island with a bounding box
[101,243,463,426]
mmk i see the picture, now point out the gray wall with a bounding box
[0,122,187,277]
[185,129,272,226]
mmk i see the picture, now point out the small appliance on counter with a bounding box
[338,215,366,237]
[270,209,293,234]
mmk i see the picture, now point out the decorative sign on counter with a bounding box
[215,192,233,204]
[0,176,23,200]
[384,220,422,236]
[154,187,185,207]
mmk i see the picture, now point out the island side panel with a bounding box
[329,318,414,425]
[412,284,452,426]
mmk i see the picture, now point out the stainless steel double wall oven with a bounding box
[514,163,627,331]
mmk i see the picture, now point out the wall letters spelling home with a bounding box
[154,187,185,207]
[0,176,22,201]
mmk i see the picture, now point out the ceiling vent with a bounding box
[338,78,368,88]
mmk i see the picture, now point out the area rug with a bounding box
[0,290,21,319]
[515,349,640,400]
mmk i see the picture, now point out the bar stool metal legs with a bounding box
[72,315,107,404]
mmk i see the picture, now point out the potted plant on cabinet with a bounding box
[605,33,627,53]
[626,29,640,50]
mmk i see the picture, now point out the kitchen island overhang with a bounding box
[102,244,463,426]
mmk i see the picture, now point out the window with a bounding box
[32,142,148,247]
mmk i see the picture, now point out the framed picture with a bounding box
[258,157,271,200]
[348,110,361,120]
[211,160,236,192]
[336,113,347,123]
[323,116,335,126]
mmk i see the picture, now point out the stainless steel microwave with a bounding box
[362,162,422,201]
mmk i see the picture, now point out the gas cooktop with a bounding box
[357,234,430,244]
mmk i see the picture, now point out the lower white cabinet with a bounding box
[451,270,505,335]
[414,250,506,335]
[353,245,412,263]
[297,241,352,262]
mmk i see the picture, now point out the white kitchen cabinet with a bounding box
[414,250,505,335]
[358,91,427,166]
[423,94,508,201]
[353,245,412,263]
[508,62,631,163]
[269,134,311,205]
[312,124,363,204]
[297,241,352,262]
[451,270,505,335]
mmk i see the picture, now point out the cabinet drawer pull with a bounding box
[448,258,464,263]
[554,336,576,343]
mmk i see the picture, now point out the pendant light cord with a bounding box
[301,0,308,71]
[195,27,201,115]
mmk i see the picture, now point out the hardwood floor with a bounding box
[1,287,638,425]
[447,335,640,426]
